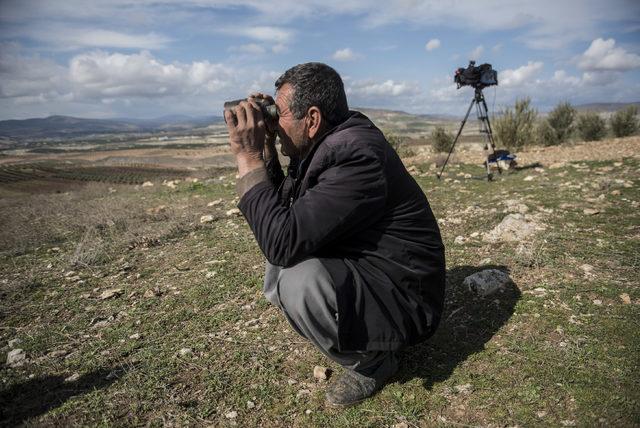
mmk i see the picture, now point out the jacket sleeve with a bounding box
[238,147,387,267]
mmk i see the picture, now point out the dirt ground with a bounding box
[406,136,640,166]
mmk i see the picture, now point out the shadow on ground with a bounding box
[0,364,130,426]
[397,264,520,389]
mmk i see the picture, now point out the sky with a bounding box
[1,0,639,120]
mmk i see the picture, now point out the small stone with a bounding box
[246,400,255,409]
[296,389,311,398]
[205,271,216,279]
[207,199,223,207]
[536,411,548,418]
[129,333,141,340]
[225,411,238,419]
[583,208,600,215]
[178,348,193,356]
[200,214,215,223]
[305,409,313,415]
[142,181,154,187]
[65,373,81,382]
[65,270,77,277]
[580,264,594,275]
[393,423,409,428]
[454,383,473,394]
[99,288,123,300]
[226,208,241,217]
[454,236,465,244]
[523,175,535,181]
[6,348,26,367]
[8,338,21,348]
[611,190,621,195]
[593,299,602,306]
[470,232,479,238]
[287,378,297,385]
[620,293,631,304]
[49,349,68,358]
[313,365,330,380]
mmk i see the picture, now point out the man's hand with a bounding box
[225,99,267,177]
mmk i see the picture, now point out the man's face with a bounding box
[275,83,308,158]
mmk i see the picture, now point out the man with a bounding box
[224,62,445,407]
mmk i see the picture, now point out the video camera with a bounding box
[454,61,498,89]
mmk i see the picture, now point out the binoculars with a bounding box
[223,98,278,123]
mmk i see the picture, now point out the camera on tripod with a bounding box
[454,61,498,89]
[437,61,509,181]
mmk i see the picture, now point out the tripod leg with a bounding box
[437,96,475,179]
[479,94,501,176]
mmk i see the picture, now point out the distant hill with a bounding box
[0,115,224,139]
[574,102,640,112]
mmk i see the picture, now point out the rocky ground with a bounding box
[1,136,638,427]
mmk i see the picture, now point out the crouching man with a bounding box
[224,62,445,407]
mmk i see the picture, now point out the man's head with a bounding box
[274,62,349,158]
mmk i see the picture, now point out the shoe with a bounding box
[325,353,398,407]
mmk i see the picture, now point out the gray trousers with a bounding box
[264,258,388,373]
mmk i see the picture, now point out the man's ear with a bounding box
[306,106,323,139]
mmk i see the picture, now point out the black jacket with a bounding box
[239,111,446,351]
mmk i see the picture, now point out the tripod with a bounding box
[436,86,500,181]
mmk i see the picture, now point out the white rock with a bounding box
[200,215,215,223]
[454,383,473,394]
[207,199,223,207]
[483,214,545,243]
[580,264,594,274]
[225,411,238,419]
[226,208,241,217]
[523,175,535,181]
[296,389,311,398]
[454,236,465,245]
[313,365,329,380]
[463,269,512,297]
[178,348,193,356]
[583,208,600,215]
[142,181,154,187]
[65,373,81,382]
[6,348,26,367]
[8,338,21,348]
[129,333,141,340]
[246,400,255,409]
[99,288,123,300]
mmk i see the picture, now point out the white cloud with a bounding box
[332,48,357,61]
[577,38,640,71]
[500,61,543,87]
[347,79,418,97]
[0,45,70,102]
[229,44,266,54]
[12,25,172,50]
[425,39,441,51]
[469,45,484,61]
[69,50,234,99]
[240,26,293,43]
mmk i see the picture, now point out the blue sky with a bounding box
[1,0,639,119]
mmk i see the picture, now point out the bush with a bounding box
[541,101,576,146]
[384,130,414,157]
[576,112,607,141]
[430,126,453,153]
[493,97,537,151]
[610,105,639,137]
